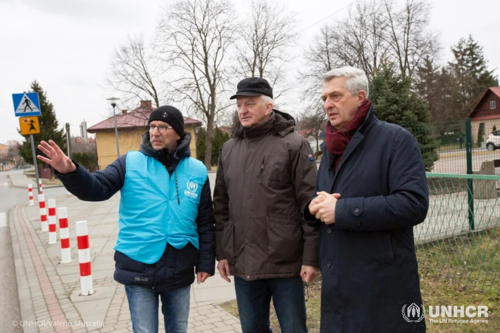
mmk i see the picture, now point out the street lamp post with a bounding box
[107,97,120,158]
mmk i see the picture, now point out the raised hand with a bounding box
[37,140,77,174]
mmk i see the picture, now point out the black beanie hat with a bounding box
[148,105,184,136]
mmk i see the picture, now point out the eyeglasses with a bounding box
[149,125,173,134]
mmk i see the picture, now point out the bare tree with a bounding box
[108,34,162,109]
[300,108,326,153]
[383,0,439,80]
[301,0,437,86]
[234,0,298,100]
[156,0,236,170]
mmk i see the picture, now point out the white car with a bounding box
[486,130,500,151]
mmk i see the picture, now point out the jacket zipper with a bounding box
[258,156,265,184]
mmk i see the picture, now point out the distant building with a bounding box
[87,100,202,169]
[468,87,500,145]
[79,121,88,142]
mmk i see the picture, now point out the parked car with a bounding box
[486,130,500,151]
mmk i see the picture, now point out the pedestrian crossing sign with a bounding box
[19,116,40,135]
[12,92,41,117]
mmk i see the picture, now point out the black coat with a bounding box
[57,132,215,291]
[304,108,428,332]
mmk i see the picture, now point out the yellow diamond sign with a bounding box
[19,116,40,135]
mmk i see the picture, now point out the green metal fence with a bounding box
[401,119,500,174]
[416,173,500,295]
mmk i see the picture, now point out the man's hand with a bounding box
[37,140,77,174]
[314,192,341,224]
[217,259,231,283]
[308,195,326,215]
[196,272,212,284]
[300,265,321,283]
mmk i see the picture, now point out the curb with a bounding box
[9,205,38,333]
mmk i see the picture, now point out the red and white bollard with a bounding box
[28,183,34,206]
[48,199,57,244]
[39,194,48,231]
[76,221,94,295]
[39,180,43,194]
[58,207,71,263]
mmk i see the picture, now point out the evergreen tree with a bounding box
[449,35,498,118]
[211,127,230,165]
[196,127,230,166]
[370,65,438,171]
[18,81,66,166]
[415,57,456,124]
[196,127,207,164]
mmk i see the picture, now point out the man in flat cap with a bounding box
[213,78,320,332]
[37,105,215,333]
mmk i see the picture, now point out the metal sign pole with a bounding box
[30,134,41,194]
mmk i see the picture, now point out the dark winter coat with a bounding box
[303,107,428,332]
[214,111,319,280]
[56,132,215,292]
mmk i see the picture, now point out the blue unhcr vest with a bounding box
[114,151,207,264]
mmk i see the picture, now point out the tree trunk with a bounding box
[204,114,214,171]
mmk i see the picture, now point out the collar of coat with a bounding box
[232,110,296,139]
[139,130,192,167]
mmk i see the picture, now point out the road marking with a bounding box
[0,182,8,186]
[0,212,6,228]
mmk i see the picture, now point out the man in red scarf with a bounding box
[304,67,428,333]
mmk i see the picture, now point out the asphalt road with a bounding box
[0,169,67,333]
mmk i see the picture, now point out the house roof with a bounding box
[468,87,500,118]
[87,101,202,133]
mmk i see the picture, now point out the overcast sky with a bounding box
[1,0,499,147]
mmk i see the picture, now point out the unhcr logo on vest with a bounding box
[185,181,199,199]
[402,303,425,323]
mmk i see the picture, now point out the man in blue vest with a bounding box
[37,105,215,333]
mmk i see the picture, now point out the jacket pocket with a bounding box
[173,243,199,275]
[114,251,155,287]
[260,154,290,189]
[266,216,302,264]
[222,220,238,264]
[370,231,395,270]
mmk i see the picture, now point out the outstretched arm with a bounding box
[37,140,77,174]
[37,140,126,201]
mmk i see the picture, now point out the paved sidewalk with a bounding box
[8,173,242,333]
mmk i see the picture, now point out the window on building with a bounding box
[491,101,497,110]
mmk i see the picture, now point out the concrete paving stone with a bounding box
[106,310,120,317]
[72,298,112,325]
[212,327,238,333]
[192,304,216,312]
[98,326,114,333]
[205,312,231,320]
[70,285,117,302]
[190,315,210,323]
[193,324,216,331]
[88,225,117,235]
[203,317,226,324]
[71,329,88,333]
[192,319,211,327]
[112,329,131,333]
[113,323,129,330]
[105,318,118,325]
[196,309,213,315]
[231,324,242,331]
[118,315,131,322]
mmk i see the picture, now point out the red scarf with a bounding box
[325,99,371,170]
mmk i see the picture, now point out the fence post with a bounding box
[58,207,71,263]
[76,221,94,295]
[466,118,475,230]
[28,183,34,206]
